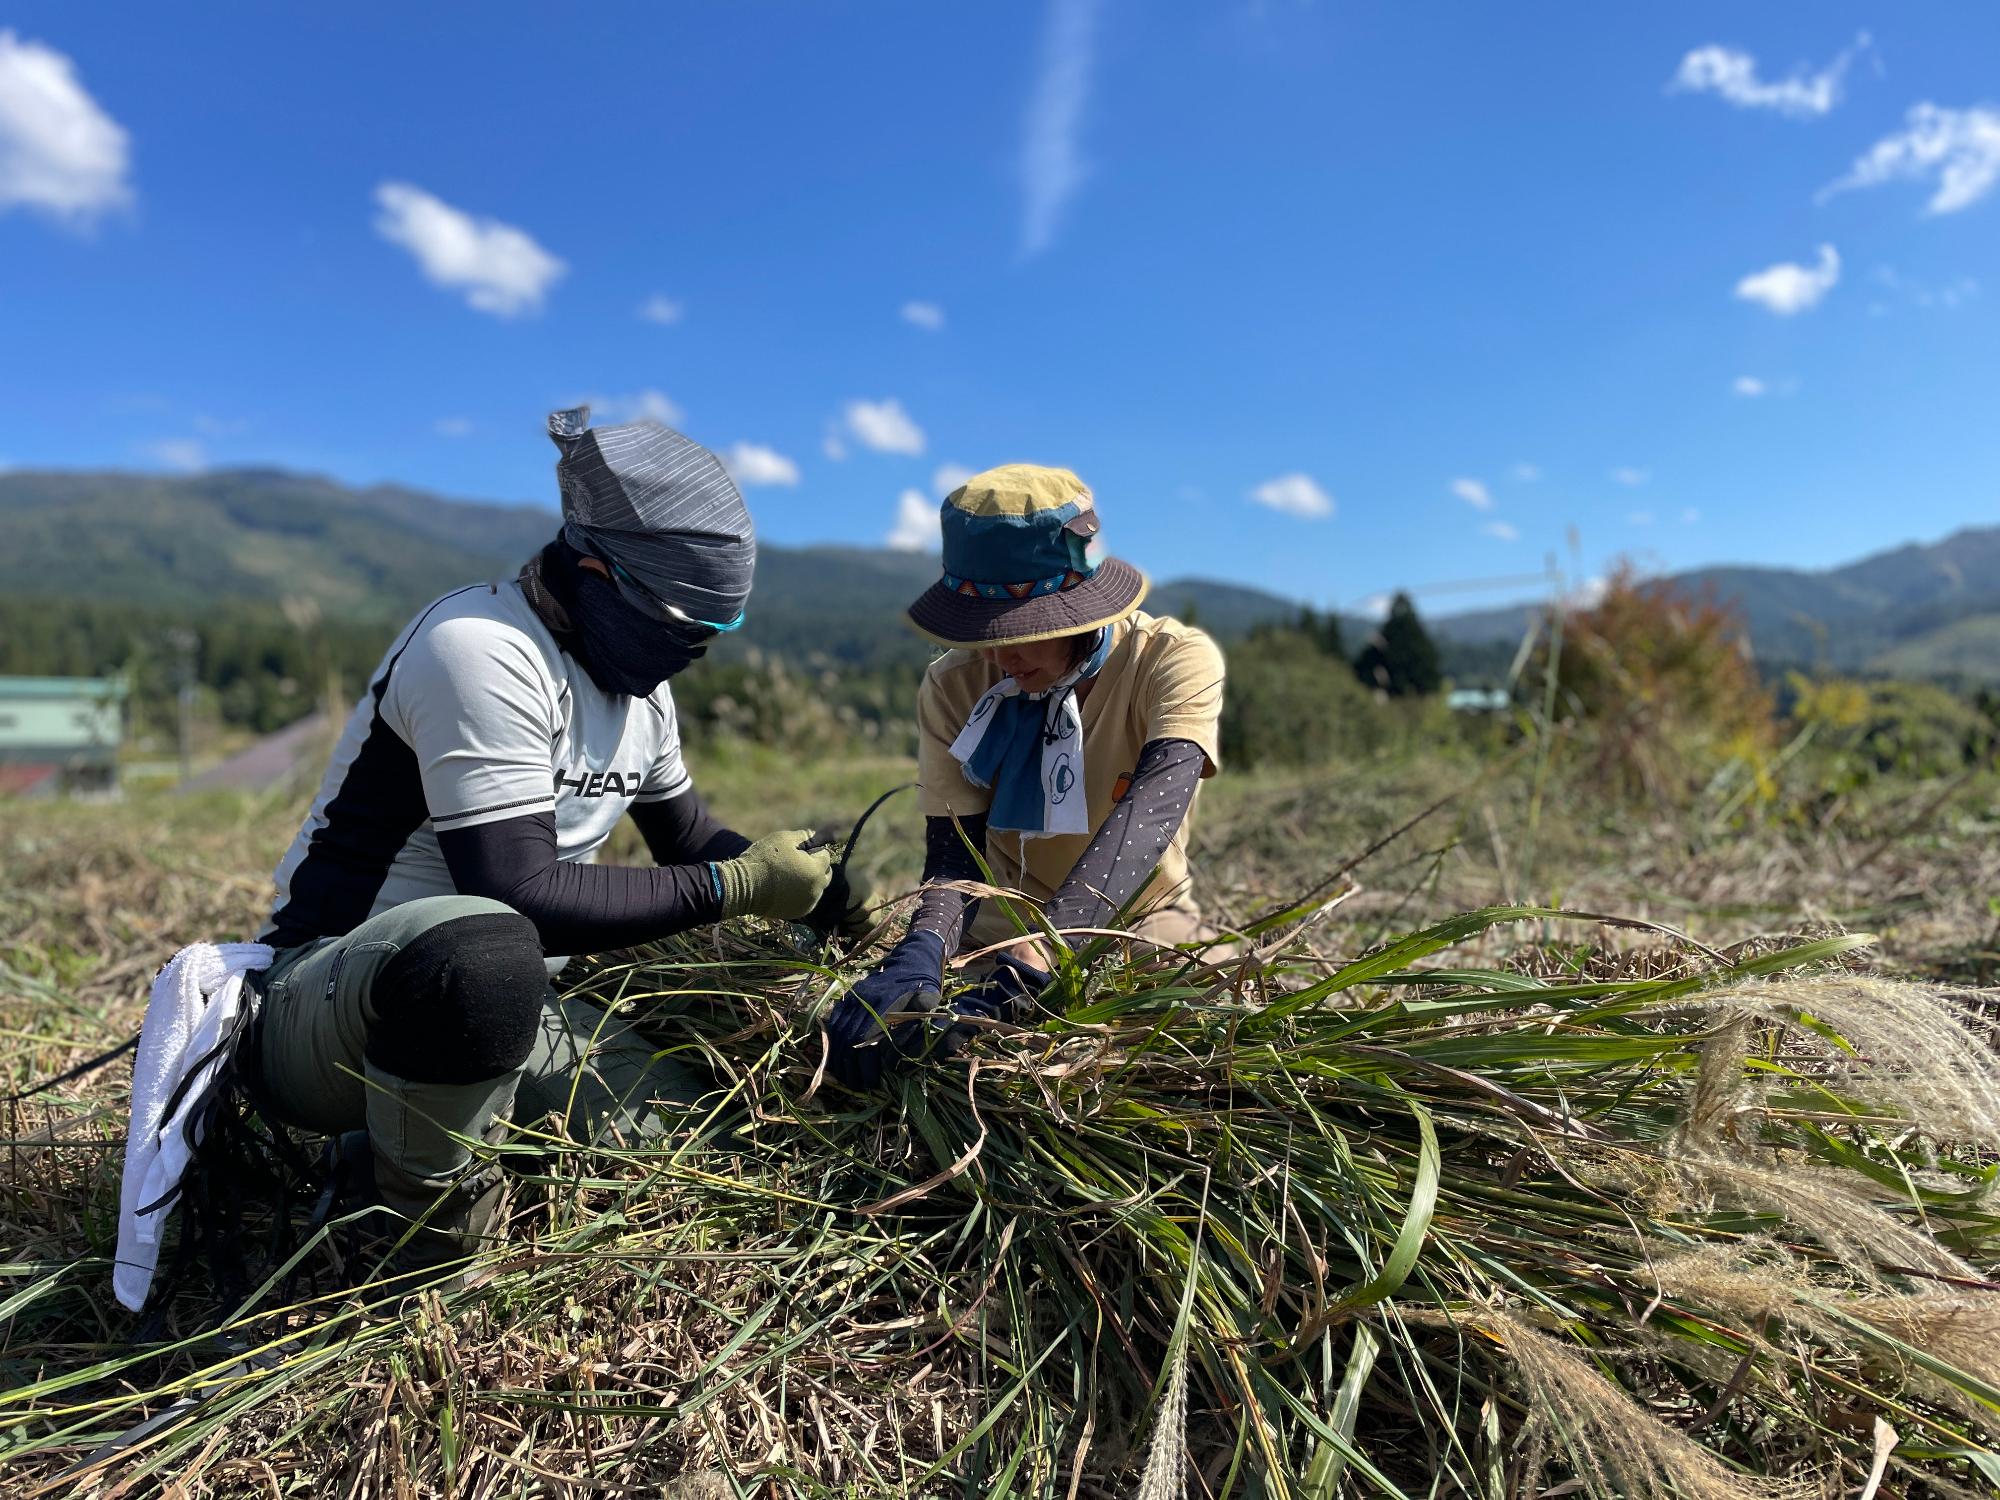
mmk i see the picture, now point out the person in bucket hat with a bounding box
[823,464,1227,1089]
[253,409,868,1280]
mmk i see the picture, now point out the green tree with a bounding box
[1294,606,1345,662]
[1353,593,1441,697]
[1221,632,1373,768]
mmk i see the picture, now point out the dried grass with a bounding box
[6,780,2000,1497]
[1463,1308,1816,1500]
[1677,1155,1977,1282]
[1692,975,2000,1150]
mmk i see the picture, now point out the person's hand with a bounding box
[955,952,1050,1025]
[824,931,946,1090]
[712,829,836,920]
[805,860,878,944]
[916,953,1051,1067]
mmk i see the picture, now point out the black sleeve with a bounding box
[1043,738,1206,943]
[437,810,723,955]
[905,812,988,956]
[629,786,751,865]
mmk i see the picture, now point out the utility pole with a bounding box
[168,627,199,784]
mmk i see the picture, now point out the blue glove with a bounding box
[824,931,946,1090]
[930,953,1050,1063]
[954,952,1049,1025]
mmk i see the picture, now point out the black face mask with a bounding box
[535,541,709,698]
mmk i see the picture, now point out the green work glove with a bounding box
[833,865,879,942]
[712,829,837,920]
[806,860,879,944]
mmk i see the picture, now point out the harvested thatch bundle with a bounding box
[7,908,2000,1497]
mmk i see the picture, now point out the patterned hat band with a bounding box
[942,564,1095,602]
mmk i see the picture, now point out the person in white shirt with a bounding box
[255,409,866,1275]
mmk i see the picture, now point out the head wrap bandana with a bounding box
[948,627,1115,838]
[547,407,756,629]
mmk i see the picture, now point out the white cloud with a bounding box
[1627,510,1656,527]
[1822,103,2000,216]
[1359,592,1393,620]
[1481,520,1520,542]
[584,390,684,427]
[1871,264,1983,312]
[722,442,800,487]
[1572,576,1610,609]
[1733,374,1802,398]
[1681,507,1702,525]
[1930,276,1981,309]
[844,397,925,455]
[1450,477,1493,511]
[821,426,847,462]
[1735,243,1839,315]
[140,438,206,472]
[1248,473,1334,520]
[0,31,132,226]
[933,462,976,498]
[434,416,476,437]
[886,488,940,552]
[373,181,566,317]
[1511,462,1542,483]
[1610,467,1650,486]
[632,391,682,425]
[1019,0,1105,256]
[901,300,945,331]
[1668,34,1868,119]
[636,293,683,325]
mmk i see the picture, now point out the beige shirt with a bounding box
[916,612,1226,952]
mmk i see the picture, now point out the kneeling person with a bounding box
[825,464,1225,1087]
[256,410,856,1266]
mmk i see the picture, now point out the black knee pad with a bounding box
[365,912,546,1084]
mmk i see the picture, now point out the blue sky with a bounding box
[1,3,1995,615]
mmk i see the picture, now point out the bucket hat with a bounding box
[905,464,1148,649]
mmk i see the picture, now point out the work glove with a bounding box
[803,843,879,944]
[824,930,947,1090]
[918,952,1051,1066]
[953,952,1050,1027]
[712,829,837,920]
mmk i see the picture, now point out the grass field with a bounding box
[2,740,1998,1496]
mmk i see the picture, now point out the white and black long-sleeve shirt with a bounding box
[262,580,733,964]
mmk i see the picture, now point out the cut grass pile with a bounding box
[2,767,1997,1497]
[3,900,1999,1497]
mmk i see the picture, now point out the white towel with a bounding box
[947,628,1113,840]
[115,942,272,1312]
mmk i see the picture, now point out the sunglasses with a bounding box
[603,558,745,640]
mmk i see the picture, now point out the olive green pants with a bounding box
[256,895,708,1192]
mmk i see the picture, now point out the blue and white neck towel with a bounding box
[950,629,1113,838]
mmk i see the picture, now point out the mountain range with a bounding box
[1427,527,2000,681]
[0,467,1351,673]
[2,468,1995,683]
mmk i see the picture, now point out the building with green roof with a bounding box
[0,676,127,797]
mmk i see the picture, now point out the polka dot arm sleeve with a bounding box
[906,812,990,953]
[1043,738,1206,943]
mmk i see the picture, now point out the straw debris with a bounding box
[1465,1308,1817,1500]
[7,793,2000,1496]
[1690,975,2000,1151]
